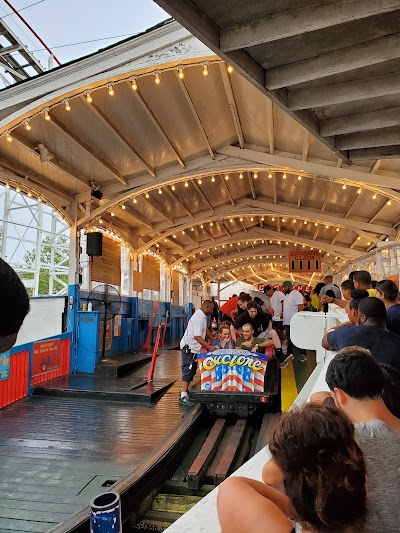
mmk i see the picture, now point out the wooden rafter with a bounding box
[218,63,244,149]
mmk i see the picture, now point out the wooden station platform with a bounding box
[0,350,198,533]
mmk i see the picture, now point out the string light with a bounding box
[184,181,189,187]
[342,184,346,189]
[227,64,234,74]
[253,171,258,179]
[177,66,184,79]
[282,218,285,222]
[24,120,31,131]
[133,198,137,203]
[224,174,229,180]
[121,204,126,209]
[387,200,392,205]
[64,99,71,111]
[154,71,161,85]
[5,182,9,189]
[272,217,275,221]
[107,84,115,96]
[170,184,176,191]
[111,212,115,217]
[336,227,339,232]
[44,109,51,121]
[145,192,150,198]
[357,188,362,194]
[202,63,209,77]
[15,186,20,193]
[198,178,202,184]
[130,77,138,91]
[27,190,32,197]
[268,173,272,179]
[239,172,243,179]
[372,193,377,199]
[304,220,307,225]
[85,91,93,103]
[282,173,287,179]
[5,132,12,142]
[211,175,216,182]
[298,175,302,181]
[158,188,162,194]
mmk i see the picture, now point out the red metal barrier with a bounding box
[31,338,70,386]
[0,350,29,409]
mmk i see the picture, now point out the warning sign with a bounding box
[288,250,321,273]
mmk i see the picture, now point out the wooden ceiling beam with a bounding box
[336,130,400,151]
[49,113,128,186]
[321,107,400,137]
[266,33,400,89]
[218,63,244,149]
[220,0,399,52]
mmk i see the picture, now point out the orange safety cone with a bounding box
[147,323,162,383]
[160,310,169,347]
[141,313,155,350]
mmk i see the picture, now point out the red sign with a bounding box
[32,340,61,377]
[288,250,322,273]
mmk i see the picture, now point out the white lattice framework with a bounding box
[0,185,70,296]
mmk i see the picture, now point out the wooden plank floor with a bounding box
[0,350,191,533]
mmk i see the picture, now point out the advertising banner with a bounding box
[0,350,10,381]
[32,340,61,377]
[198,349,269,392]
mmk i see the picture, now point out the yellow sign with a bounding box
[288,250,321,273]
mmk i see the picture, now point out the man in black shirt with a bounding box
[322,297,400,371]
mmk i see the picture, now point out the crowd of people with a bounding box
[180,269,400,531]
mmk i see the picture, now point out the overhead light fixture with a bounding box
[107,84,115,96]
[227,64,234,74]
[202,63,209,77]
[86,91,93,103]
[177,66,184,79]
[130,77,138,91]
[24,120,31,131]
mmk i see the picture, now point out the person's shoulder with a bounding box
[355,419,400,444]
[235,337,244,346]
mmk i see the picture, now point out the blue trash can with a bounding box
[90,491,121,532]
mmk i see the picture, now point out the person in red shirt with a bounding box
[219,294,239,321]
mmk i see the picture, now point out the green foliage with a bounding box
[23,235,69,295]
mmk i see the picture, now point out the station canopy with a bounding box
[0,15,400,287]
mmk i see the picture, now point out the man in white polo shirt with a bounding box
[283,281,306,362]
[179,300,216,406]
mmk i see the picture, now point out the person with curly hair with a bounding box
[217,403,367,533]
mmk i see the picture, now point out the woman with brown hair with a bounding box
[217,404,367,533]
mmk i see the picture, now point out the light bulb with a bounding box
[16,186,20,192]
[6,133,12,142]
[145,192,150,198]
[315,222,318,226]
[133,198,137,203]
[202,63,209,77]
[201,225,204,229]
[268,173,272,179]
[154,71,161,85]
[227,64,234,74]
[293,219,297,223]
[304,220,307,225]
[178,66,184,79]
[158,188,162,194]
[336,227,339,232]
[261,217,264,221]
[65,100,71,111]
[342,184,346,189]
[298,175,302,180]
[38,196,42,202]
[198,178,202,184]
[108,85,114,96]
[225,174,229,180]
[372,194,377,199]
[111,212,115,217]
[211,175,215,182]
[171,184,176,191]
[253,171,258,178]
[121,204,126,209]
[272,217,275,221]
[184,181,189,187]
[357,188,362,194]
[131,77,138,91]
[5,182,9,189]
[24,120,31,131]
[282,218,285,222]
[44,110,51,121]
[239,172,243,179]
[357,236,361,240]
[27,190,32,197]
[86,92,93,103]
[326,225,329,229]
[230,218,233,222]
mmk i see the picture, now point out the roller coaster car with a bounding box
[189,348,281,418]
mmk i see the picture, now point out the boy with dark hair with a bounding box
[312,348,400,532]
[0,258,30,352]
[353,270,376,296]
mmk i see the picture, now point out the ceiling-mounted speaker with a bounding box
[91,189,103,200]
[87,232,102,256]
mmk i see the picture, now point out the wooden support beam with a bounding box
[350,146,400,161]
[219,175,235,206]
[49,113,128,186]
[289,72,400,110]
[298,179,304,208]
[219,63,244,149]
[266,33,400,90]
[164,187,194,218]
[202,226,216,242]
[191,180,215,212]
[369,198,389,224]
[336,130,400,151]
[302,130,310,161]
[247,172,256,200]
[11,131,91,191]
[344,190,360,219]
[370,160,382,174]
[221,0,399,52]
[176,72,215,159]
[266,99,274,155]
[130,86,185,168]
[141,195,174,224]
[320,107,400,137]
[272,172,277,204]
[82,98,155,179]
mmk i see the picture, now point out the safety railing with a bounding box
[0,332,71,409]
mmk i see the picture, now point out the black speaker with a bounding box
[87,232,102,256]
[91,189,103,200]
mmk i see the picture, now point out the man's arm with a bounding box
[194,336,216,351]
[297,304,304,312]
[321,331,334,350]
[230,308,238,320]
[320,295,347,308]
[206,327,214,341]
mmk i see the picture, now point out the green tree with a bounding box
[23,235,69,296]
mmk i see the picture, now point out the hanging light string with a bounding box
[1,59,232,139]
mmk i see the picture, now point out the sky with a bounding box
[0,0,169,68]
